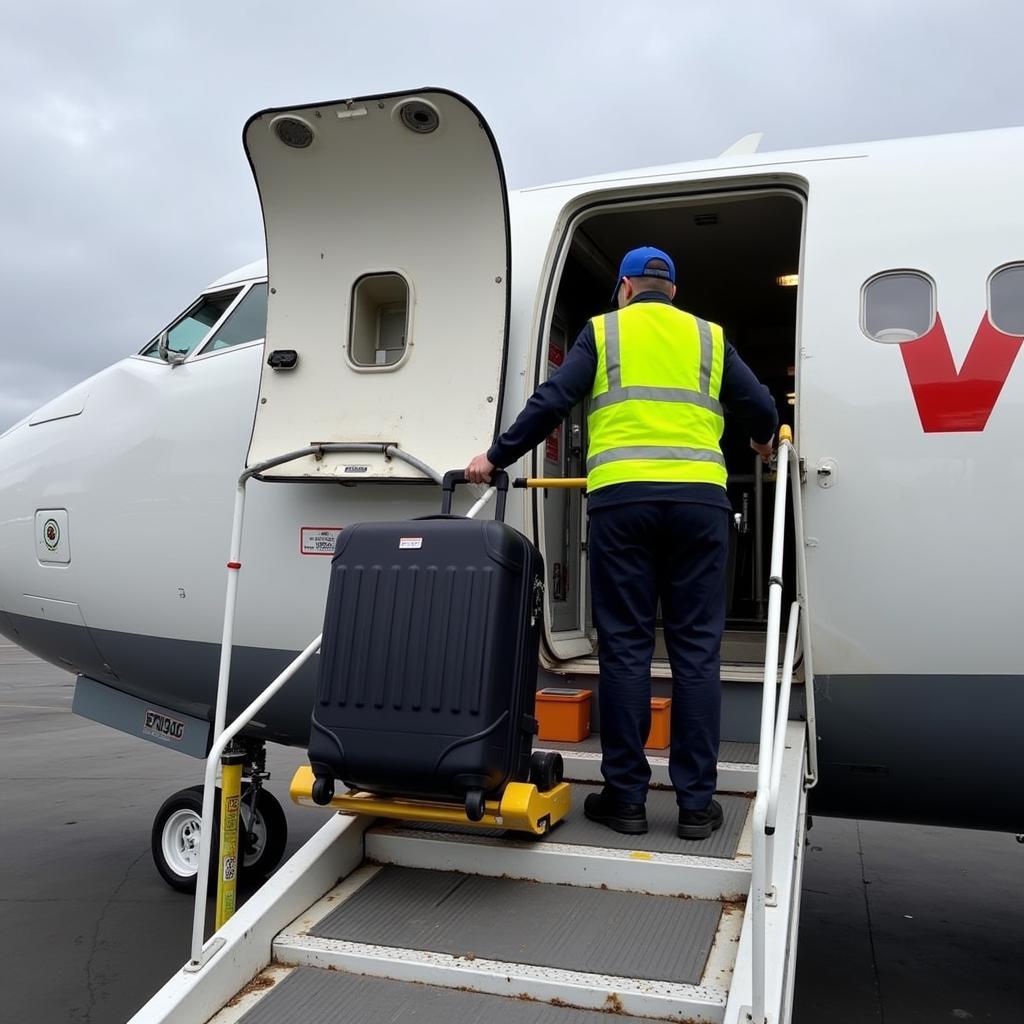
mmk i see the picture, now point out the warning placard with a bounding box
[301,527,343,556]
[545,429,561,464]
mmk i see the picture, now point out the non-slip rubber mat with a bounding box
[390,783,749,859]
[719,740,759,764]
[238,966,654,1023]
[310,865,723,984]
[539,734,759,764]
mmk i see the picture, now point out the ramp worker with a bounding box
[466,246,777,839]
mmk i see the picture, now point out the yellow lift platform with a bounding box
[290,766,572,836]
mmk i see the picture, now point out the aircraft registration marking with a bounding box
[143,709,185,742]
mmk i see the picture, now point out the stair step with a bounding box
[226,966,666,1024]
[539,738,758,793]
[365,783,751,899]
[275,865,737,1022]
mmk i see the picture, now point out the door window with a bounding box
[348,273,410,369]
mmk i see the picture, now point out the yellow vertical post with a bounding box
[215,748,245,930]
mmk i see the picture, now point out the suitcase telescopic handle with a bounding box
[441,470,509,521]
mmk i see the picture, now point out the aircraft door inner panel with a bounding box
[243,90,510,481]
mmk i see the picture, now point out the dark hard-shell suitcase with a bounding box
[308,471,545,820]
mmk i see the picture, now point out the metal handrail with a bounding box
[748,434,817,1023]
[188,449,481,969]
[788,441,818,789]
[212,444,443,745]
[188,634,322,966]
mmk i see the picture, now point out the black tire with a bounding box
[151,786,219,894]
[240,788,288,882]
[530,750,563,792]
[151,784,288,894]
[465,789,486,822]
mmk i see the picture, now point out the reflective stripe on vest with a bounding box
[587,303,727,491]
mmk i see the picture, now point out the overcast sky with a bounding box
[2,1,1023,430]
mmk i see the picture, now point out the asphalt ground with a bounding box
[1,643,1021,1023]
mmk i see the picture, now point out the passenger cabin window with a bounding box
[862,271,934,343]
[348,273,410,369]
[141,288,240,359]
[200,283,268,353]
[988,264,1024,336]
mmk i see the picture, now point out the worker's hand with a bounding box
[750,436,774,463]
[465,453,496,484]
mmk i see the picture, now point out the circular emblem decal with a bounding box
[43,518,60,552]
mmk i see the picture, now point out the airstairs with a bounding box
[130,431,815,1024]
[134,725,809,1024]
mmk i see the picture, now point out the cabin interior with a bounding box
[541,190,803,668]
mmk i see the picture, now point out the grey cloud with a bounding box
[2,0,1023,428]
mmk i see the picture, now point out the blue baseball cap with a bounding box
[611,246,676,302]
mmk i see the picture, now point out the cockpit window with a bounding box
[200,283,268,353]
[141,288,241,359]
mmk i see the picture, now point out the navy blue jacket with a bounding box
[486,293,779,511]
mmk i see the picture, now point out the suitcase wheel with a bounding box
[465,789,486,822]
[530,751,564,792]
[311,775,335,806]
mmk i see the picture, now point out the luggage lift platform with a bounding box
[290,766,572,836]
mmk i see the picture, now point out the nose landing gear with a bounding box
[150,740,287,893]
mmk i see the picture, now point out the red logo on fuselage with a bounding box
[899,314,1022,431]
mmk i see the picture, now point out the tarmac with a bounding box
[1,642,1021,1024]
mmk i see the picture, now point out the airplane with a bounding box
[1,89,1022,904]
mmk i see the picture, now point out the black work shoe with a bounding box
[677,799,724,840]
[584,790,648,835]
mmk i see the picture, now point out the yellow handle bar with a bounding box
[512,477,588,490]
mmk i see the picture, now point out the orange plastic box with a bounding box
[646,697,672,749]
[536,688,592,743]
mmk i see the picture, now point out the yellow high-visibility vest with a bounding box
[587,302,727,492]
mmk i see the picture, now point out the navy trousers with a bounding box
[588,501,728,810]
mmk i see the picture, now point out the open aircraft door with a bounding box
[243,89,510,479]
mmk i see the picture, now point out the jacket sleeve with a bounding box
[720,342,778,444]
[486,323,596,469]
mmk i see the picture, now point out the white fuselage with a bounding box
[2,114,1022,831]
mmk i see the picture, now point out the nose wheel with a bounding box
[151,782,287,893]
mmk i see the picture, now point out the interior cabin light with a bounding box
[776,274,799,287]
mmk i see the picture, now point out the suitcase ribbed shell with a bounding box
[309,517,543,802]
